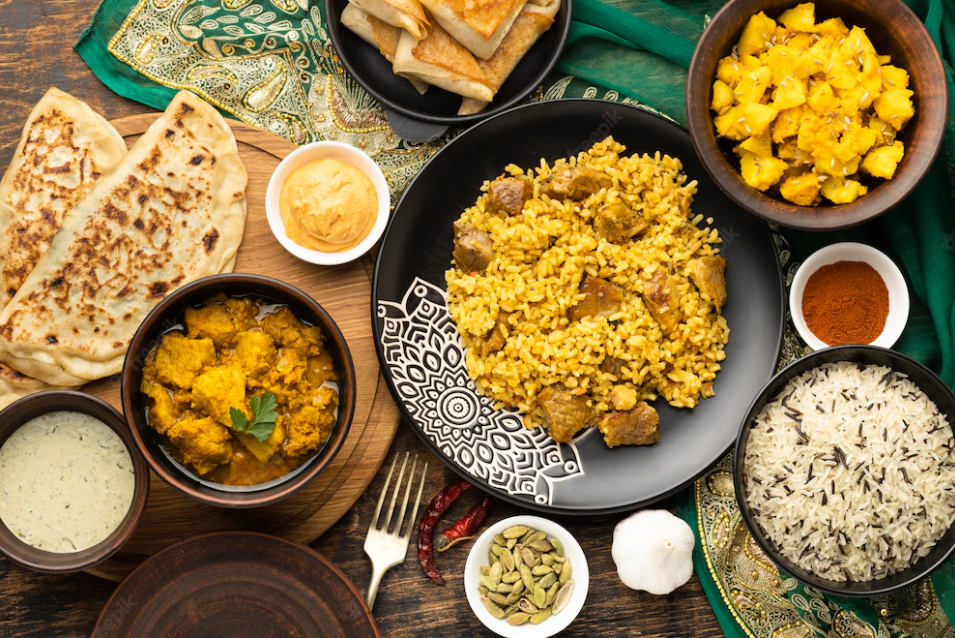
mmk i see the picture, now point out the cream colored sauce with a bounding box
[0,412,135,553]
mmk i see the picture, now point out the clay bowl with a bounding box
[0,391,149,573]
[121,274,356,509]
[686,0,947,231]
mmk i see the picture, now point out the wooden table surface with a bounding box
[0,1,725,636]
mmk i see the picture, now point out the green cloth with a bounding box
[74,0,955,636]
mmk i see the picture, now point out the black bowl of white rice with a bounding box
[734,346,955,596]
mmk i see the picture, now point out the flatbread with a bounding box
[0,87,126,312]
[0,363,63,411]
[393,22,496,102]
[341,4,430,94]
[458,0,558,115]
[347,0,430,41]
[419,0,527,59]
[0,91,247,386]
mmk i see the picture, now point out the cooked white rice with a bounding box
[744,362,955,582]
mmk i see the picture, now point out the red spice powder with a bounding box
[801,260,889,346]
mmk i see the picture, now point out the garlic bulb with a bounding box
[611,509,695,595]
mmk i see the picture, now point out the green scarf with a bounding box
[75,0,955,635]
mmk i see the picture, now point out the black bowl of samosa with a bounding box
[121,274,356,509]
[325,0,571,129]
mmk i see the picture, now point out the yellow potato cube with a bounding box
[772,76,807,110]
[787,33,815,51]
[834,122,877,163]
[878,54,892,65]
[815,17,849,39]
[807,81,838,114]
[777,139,813,166]
[806,35,835,75]
[764,45,807,85]
[737,66,773,103]
[874,89,915,130]
[715,103,779,140]
[738,12,777,56]
[779,171,822,205]
[868,116,897,145]
[772,105,807,142]
[839,26,877,58]
[826,52,860,90]
[778,3,816,32]
[861,141,905,179]
[717,54,762,85]
[814,149,860,177]
[821,176,868,203]
[735,130,773,158]
[739,151,789,191]
[838,84,878,116]
[881,65,910,90]
[711,80,735,114]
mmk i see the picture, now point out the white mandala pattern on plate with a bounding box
[377,278,585,505]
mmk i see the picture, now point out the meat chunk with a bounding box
[452,221,495,273]
[593,202,648,243]
[597,402,660,448]
[486,177,533,216]
[640,270,683,334]
[482,311,511,355]
[283,386,338,458]
[144,333,216,390]
[191,364,247,427]
[541,167,612,201]
[537,385,594,443]
[166,416,234,475]
[687,256,727,309]
[567,276,623,321]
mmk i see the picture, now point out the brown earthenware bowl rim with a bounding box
[120,273,356,509]
[686,0,948,231]
[0,390,150,574]
[92,531,380,637]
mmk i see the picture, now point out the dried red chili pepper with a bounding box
[417,479,470,585]
[435,494,494,552]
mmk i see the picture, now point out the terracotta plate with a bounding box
[92,532,379,637]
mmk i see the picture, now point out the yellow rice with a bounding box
[445,137,730,431]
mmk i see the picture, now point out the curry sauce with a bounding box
[140,294,338,485]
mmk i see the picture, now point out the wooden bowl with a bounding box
[686,0,947,231]
[121,274,356,509]
[0,391,149,573]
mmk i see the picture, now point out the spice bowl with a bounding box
[265,141,391,266]
[790,242,909,350]
[464,515,589,638]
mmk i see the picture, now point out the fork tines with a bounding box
[369,453,427,538]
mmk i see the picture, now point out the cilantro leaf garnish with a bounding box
[230,392,279,442]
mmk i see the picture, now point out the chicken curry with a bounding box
[141,294,338,485]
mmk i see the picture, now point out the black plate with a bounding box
[734,346,955,597]
[372,99,785,514]
[324,0,571,129]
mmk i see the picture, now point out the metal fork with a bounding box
[363,453,427,609]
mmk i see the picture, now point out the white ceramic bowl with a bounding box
[265,141,390,265]
[789,242,910,350]
[464,515,589,638]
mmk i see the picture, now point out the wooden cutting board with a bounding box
[80,113,400,581]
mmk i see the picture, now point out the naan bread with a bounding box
[458,0,559,115]
[419,0,527,59]
[393,23,496,101]
[347,0,430,41]
[0,363,63,411]
[0,91,247,386]
[341,4,430,95]
[0,87,126,312]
